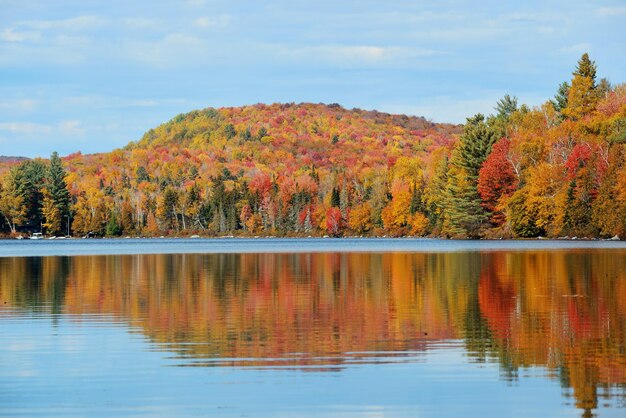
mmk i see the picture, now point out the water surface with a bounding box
[1,243,625,417]
[1,237,625,257]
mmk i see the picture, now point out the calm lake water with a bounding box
[1,239,625,417]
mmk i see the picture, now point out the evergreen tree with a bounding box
[409,181,424,215]
[573,53,597,86]
[105,211,122,236]
[491,94,518,138]
[136,166,150,183]
[330,187,341,208]
[495,94,518,119]
[552,81,570,113]
[44,152,71,235]
[14,160,46,231]
[224,123,236,139]
[240,127,252,142]
[455,114,498,176]
[442,114,497,238]
[563,53,599,120]
[257,127,268,141]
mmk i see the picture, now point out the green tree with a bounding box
[135,166,150,183]
[442,114,497,238]
[257,127,268,141]
[330,187,341,208]
[551,81,570,114]
[224,123,236,139]
[44,152,71,235]
[14,160,46,231]
[106,211,122,236]
[495,94,518,119]
[491,94,518,138]
[240,127,252,142]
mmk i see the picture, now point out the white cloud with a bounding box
[0,120,84,137]
[62,95,189,109]
[193,15,231,30]
[0,99,39,111]
[596,6,626,16]
[123,17,162,30]
[281,45,441,67]
[0,28,40,42]
[58,120,84,136]
[0,122,52,135]
[18,15,106,31]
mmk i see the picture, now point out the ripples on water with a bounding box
[1,248,626,417]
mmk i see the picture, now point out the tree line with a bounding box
[0,53,625,238]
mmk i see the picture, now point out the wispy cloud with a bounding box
[0,99,39,111]
[0,120,85,136]
[0,122,52,135]
[280,45,441,67]
[193,15,232,30]
[0,28,40,42]
[18,15,106,31]
[62,95,188,109]
[58,120,84,136]
[123,17,162,30]
[596,6,626,16]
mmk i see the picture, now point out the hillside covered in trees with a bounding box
[1,54,625,239]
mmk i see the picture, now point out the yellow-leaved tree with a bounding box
[0,167,27,234]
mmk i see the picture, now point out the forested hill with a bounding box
[1,54,625,239]
[124,102,460,173]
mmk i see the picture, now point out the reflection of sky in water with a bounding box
[4,315,614,418]
[1,237,626,257]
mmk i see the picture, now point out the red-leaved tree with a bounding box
[478,138,517,226]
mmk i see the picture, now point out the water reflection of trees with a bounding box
[1,251,625,414]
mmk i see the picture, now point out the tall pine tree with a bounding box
[43,152,71,235]
[563,53,599,120]
[443,114,497,238]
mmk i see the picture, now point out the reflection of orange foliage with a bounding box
[476,251,626,413]
[1,250,626,413]
[478,264,515,339]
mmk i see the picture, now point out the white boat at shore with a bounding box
[29,233,44,240]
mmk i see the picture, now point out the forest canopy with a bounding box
[1,54,625,239]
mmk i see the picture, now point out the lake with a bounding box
[1,239,625,417]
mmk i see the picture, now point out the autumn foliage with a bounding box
[0,54,625,239]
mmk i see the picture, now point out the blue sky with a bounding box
[1,0,625,157]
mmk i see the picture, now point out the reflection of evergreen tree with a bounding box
[463,293,494,362]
